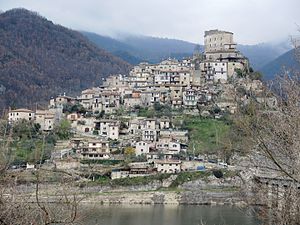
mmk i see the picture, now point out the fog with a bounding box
[1,0,299,44]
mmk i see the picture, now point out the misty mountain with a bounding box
[237,41,292,70]
[0,9,131,110]
[82,32,200,64]
[82,31,291,71]
[80,31,143,64]
[260,48,300,79]
[118,35,199,62]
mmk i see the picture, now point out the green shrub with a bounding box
[170,171,211,187]
[80,159,123,165]
[111,173,171,187]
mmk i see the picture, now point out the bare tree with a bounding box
[0,120,83,225]
[235,44,300,224]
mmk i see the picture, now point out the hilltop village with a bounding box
[7,30,275,178]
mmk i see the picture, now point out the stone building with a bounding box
[80,139,110,160]
[135,141,152,156]
[8,108,35,123]
[35,110,55,131]
[96,119,119,140]
[202,29,249,82]
[154,160,181,173]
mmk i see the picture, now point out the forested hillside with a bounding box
[260,48,300,79]
[0,9,131,110]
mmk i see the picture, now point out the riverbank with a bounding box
[15,171,249,206]
[81,188,245,206]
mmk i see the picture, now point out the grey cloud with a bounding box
[1,0,299,44]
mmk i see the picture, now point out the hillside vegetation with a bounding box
[0,9,131,110]
[182,116,230,155]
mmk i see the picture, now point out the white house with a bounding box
[183,89,199,108]
[97,119,119,140]
[142,129,157,142]
[135,141,151,156]
[159,118,171,130]
[145,119,156,130]
[80,139,110,160]
[156,141,181,155]
[154,160,181,173]
[8,108,35,124]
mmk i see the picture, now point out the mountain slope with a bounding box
[119,35,199,62]
[81,31,143,64]
[82,31,291,70]
[238,42,291,70]
[82,32,200,64]
[0,9,131,110]
[260,48,300,79]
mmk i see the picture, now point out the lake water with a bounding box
[79,205,260,225]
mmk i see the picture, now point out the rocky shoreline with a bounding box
[81,189,246,206]
[18,174,248,206]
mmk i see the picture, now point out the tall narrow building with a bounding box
[201,29,249,83]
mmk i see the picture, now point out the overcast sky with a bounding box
[1,0,299,45]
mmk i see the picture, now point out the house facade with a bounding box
[8,108,35,123]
